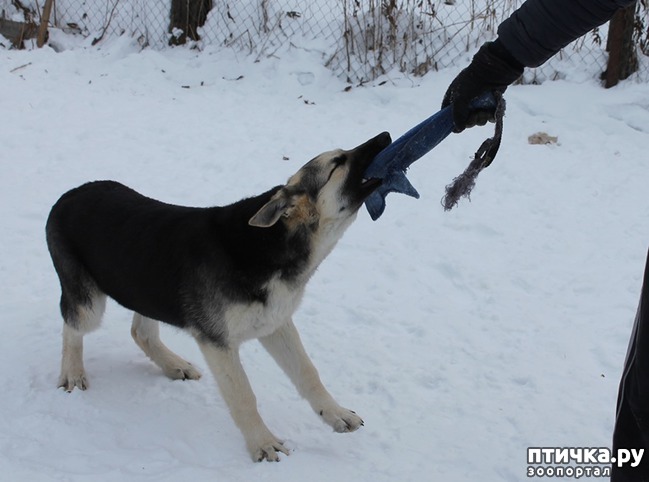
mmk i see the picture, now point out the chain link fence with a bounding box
[2,0,648,84]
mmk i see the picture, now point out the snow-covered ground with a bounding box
[1,35,649,481]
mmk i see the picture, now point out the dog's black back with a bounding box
[46,181,312,343]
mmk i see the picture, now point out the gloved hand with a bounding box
[442,40,524,133]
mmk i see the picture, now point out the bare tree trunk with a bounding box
[604,3,638,88]
[168,0,213,46]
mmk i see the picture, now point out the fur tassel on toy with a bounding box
[442,92,505,211]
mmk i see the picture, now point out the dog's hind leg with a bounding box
[58,292,106,392]
[259,320,364,433]
[48,216,106,391]
[196,340,289,462]
[131,313,201,381]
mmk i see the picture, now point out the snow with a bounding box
[1,36,649,481]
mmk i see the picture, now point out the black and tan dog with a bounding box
[46,132,391,462]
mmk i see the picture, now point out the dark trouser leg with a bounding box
[612,249,649,481]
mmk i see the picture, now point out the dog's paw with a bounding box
[58,372,88,392]
[163,361,201,381]
[249,437,290,462]
[319,405,364,433]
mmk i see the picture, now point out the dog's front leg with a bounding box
[260,320,364,433]
[196,341,289,462]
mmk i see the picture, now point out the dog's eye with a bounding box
[332,155,347,167]
[326,155,347,183]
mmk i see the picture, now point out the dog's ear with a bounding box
[249,191,289,228]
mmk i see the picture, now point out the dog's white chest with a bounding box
[224,278,305,343]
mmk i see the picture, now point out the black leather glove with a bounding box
[442,40,524,133]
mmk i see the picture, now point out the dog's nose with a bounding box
[374,131,392,148]
[352,132,392,157]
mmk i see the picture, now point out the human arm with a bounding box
[443,0,637,132]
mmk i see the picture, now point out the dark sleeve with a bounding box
[497,0,637,68]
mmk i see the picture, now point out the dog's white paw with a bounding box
[163,361,201,381]
[58,372,89,392]
[248,436,290,462]
[319,405,364,433]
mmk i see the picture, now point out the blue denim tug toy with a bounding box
[363,92,504,220]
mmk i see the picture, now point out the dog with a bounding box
[45,131,391,462]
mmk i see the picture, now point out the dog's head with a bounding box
[249,132,391,230]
